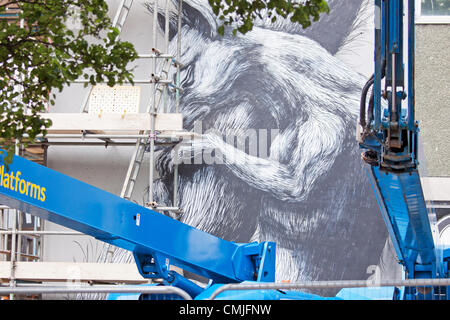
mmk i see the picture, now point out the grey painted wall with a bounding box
[415,24,450,177]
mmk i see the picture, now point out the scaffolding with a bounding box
[0,0,188,299]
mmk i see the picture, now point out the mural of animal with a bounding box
[106,0,400,294]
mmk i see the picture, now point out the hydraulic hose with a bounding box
[360,60,386,128]
[359,75,374,128]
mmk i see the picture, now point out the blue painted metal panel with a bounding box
[106,284,158,300]
[367,166,436,277]
[0,151,275,284]
[388,0,401,53]
[106,284,185,300]
[195,282,341,300]
[336,287,397,300]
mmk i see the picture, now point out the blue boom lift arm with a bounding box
[357,0,449,288]
[0,151,276,298]
[0,0,449,301]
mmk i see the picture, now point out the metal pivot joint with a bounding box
[358,0,416,173]
[133,241,276,284]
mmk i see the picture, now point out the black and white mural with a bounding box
[106,0,401,290]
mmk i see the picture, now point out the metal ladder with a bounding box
[77,0,183,216]
[120,52,174,200]
[112,0,134,32]
[118,0,183,217]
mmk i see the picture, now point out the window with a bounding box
[416,0,450,23]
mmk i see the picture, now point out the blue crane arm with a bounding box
[367,167,437,278]
[0,151,275,293]
[357,0,442,280]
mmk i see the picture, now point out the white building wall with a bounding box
[43,0,163,264]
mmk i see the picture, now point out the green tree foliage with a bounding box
[0,0,138,165]
[0,0,328,166]
[209,0,330,36]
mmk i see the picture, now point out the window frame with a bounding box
[416,0,450,24]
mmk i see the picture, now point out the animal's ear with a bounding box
[297,0,368,55]
[144,0,217,42]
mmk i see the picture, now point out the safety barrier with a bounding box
[206,278,450,300]
[0,284,192,300]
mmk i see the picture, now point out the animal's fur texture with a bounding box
[101,0,399,295]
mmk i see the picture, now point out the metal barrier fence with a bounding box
[206,278,450,300]
[0,285,192,300]
[1,279,449,300]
